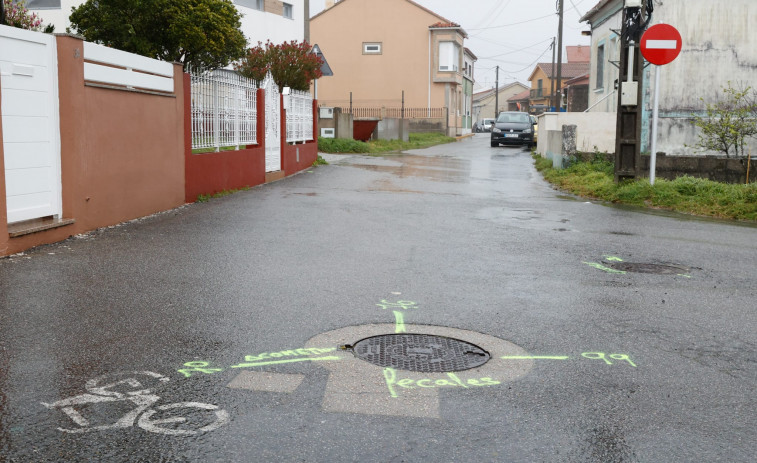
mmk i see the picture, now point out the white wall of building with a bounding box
[584,0,757,156]
[28,0,304,48]
[237,0,304,45]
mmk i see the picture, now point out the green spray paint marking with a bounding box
[383,367,500,398]
[604,256,625,262]
[501,356,569,360]
[583,262,627,274]
[230,356,340,368]
[229,348,337,369]
[581,352,636,367]
[377,300,418,310]
[178,361,225,378]
[394,311,406,333]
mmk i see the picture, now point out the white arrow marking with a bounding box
[646,39,678,49]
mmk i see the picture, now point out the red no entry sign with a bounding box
[641,24,682,65]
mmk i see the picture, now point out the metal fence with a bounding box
[190,67,258,150]
[285,89,314,143]
[326,106,446,119]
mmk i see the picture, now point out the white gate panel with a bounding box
[0,25,61,223]
[262,73,281,173]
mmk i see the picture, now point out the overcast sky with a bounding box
[309,0,593,90]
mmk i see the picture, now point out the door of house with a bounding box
[262,73,281,173]
[0,25,61,224]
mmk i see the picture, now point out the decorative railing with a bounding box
[189,67,257,150]
[323,107,446,119]
[285,89,314,143]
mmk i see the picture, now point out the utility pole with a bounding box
[550,37,556,111]
[614,0,648,182]
[494,66,499,118]
[555,0,564,112]
[304,0,310,43]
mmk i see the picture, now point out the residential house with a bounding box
[472,82,529,125]
[462,48,476,134]
[580,0,757,156]
[310,0,475,136]
[563,74,590,112]
[527,45,590,113]
[507,89,531,113]
[24,0,307,46]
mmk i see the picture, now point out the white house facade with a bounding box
[24,0,305,47]
[581,0,757,156]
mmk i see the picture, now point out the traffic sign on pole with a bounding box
[641,24,682,66]
[641,24,682,185]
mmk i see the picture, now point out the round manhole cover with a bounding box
[606,262,689,275]
[350,334,490,372]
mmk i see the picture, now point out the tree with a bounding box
[2,0,44,31]
[69,0,247,70]
[692,82,757,158]
[235,40,323,91]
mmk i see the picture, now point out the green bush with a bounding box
[317,137,371,153]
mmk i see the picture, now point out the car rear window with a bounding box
[496,113,530,124]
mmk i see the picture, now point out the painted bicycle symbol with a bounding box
[41,371,229,436]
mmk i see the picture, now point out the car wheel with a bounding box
[491,141,499,147]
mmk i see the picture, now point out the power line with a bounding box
[467,13,556,31]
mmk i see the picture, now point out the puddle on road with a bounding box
[347,155,472,184]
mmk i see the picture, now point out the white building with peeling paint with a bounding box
[581,0,757,156]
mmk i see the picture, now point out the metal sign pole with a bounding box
[650,65,661,185]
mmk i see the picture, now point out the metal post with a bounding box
[650,65,661,185]
[550,37,556,111]
[401,90,405,119]
[556,0,564,112]
[231,75,239,150]
[213,74,220,152]
[349,92,353,115]
[494,66,499,118]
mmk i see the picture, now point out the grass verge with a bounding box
[318,132,455,154]
[533,154,757,221]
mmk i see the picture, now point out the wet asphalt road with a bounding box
[1,134,756,462]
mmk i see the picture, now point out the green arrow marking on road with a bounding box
[394,311,406,333]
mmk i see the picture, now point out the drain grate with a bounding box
[606,262,690,275]
[350,334,490,373]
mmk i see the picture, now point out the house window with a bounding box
[24,0,61,8]
[235,0,264,11]
[537,79,543,97]
[363,43,382,55]
[283,2,293,19]
[596,43,605,89]
[439,42,460,72]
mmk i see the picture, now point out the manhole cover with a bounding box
[606,262,689,275]
[350,334,490,372]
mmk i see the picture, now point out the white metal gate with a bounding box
[262,72,281,173]
[0,25,61,224]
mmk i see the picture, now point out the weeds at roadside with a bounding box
[533,153,757,221]
[196,186,251,202]
[318,132,455,155]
